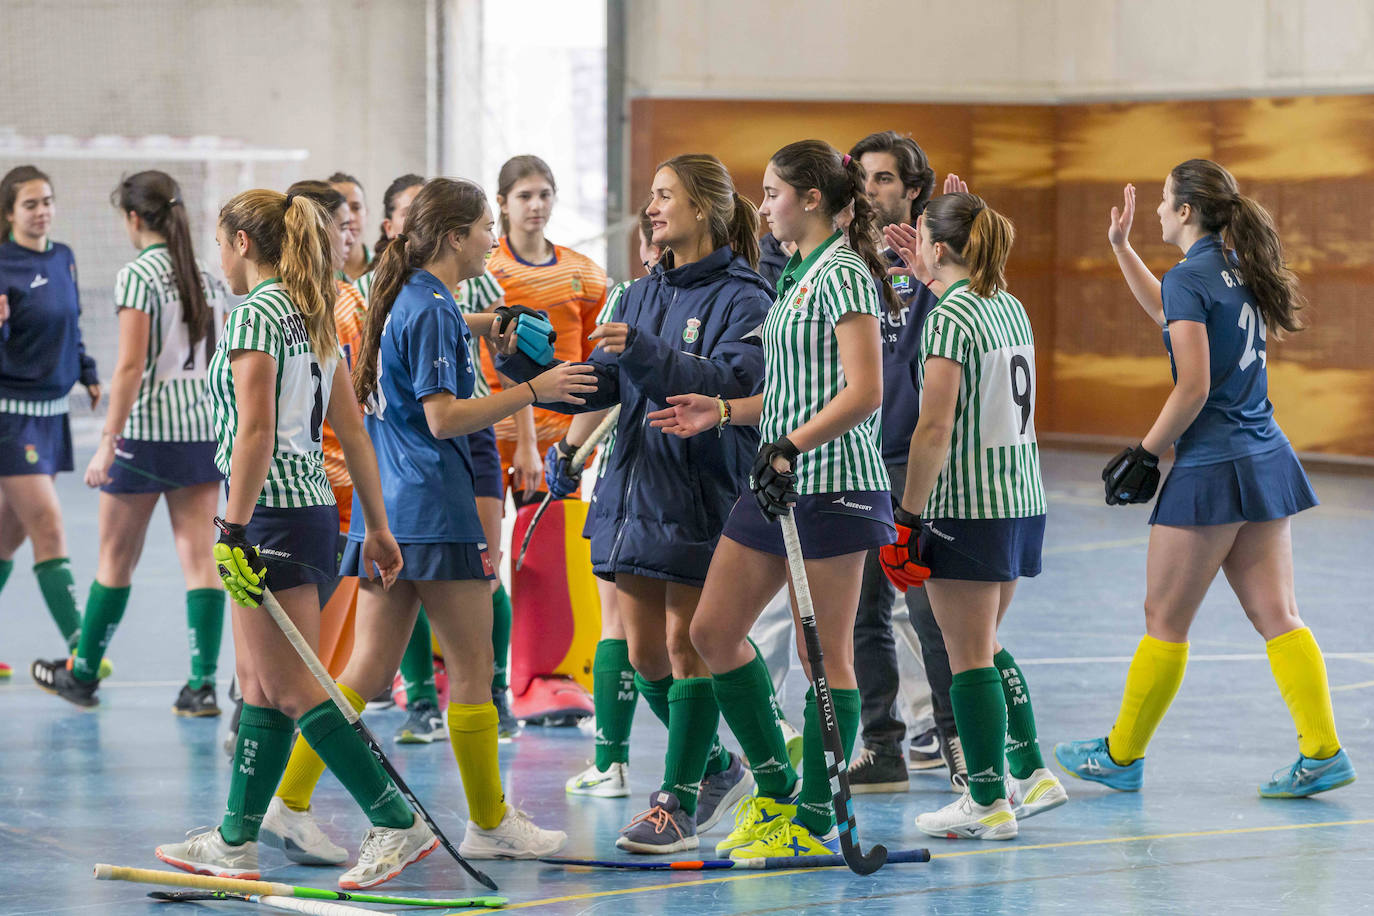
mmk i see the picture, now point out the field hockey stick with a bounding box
[779,511,888,875]
[93,865,506,907]
[514,405,621,570]
[257,590,498,892]
[147,889,371,915]
[539,848,930,871]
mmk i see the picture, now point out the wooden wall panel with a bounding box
[629,94,1374,458]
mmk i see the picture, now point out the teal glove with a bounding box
[213,517,266,608]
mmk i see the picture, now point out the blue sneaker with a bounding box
[1054,737,1143,791]
[1259,749,1356,798]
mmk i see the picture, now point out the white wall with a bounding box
[0,0,431,197]
[626,0,1374,101]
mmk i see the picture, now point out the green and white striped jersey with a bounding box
[918,279,1045,519]
[762,233,888,495]
[114,244,228,441]
[454,269,504,398]
[352,267,374,304]
[592,278,631,477]
[207,279,337,508]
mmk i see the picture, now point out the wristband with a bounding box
[526,380,537,401]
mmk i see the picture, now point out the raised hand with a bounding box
[529,361,598,406]
[883,221,931,288]
[647,393,718,438]
[1108,183,1136,250]
[943,173,968,195]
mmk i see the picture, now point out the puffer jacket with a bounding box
[502,246,772,585]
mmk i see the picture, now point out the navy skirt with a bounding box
[721,490,895,560]
[244,504,341,591]
[103,438,223,494]
[466,426,503,501]
[341,539,494,583]
[1150,444,1318,527]
[0,412,72,476]
[922,515,1045,582]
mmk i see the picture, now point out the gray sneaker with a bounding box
[615,791,698,854]
[694,752,754,834]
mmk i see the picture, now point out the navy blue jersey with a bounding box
[349,269,484,544]
[0,240,98,405]
[881,248,938,464]
[1161,235,1287,467]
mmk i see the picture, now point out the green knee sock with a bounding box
[994,648,1045,779]
[0,557,13,594]
[400,610,439,708]
[796,687,860,836]
[187,588,225,689]
[491,584,511,692]
[634,672,673,728]
[298,699,413,829]
[704,736,731,776]
[593,639,637,770]
[951,668,1007,806]
[662,678,724,814]
[71,582,130,682]
[221,703,296,845]
[711,649,796,798]
[34,557,81,650]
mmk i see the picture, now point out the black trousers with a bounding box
[854,463,955,755]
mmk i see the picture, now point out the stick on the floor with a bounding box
[92,864,506,908]
[257,589,499,892]
[779,511,889,875]
[148,889,371,915]
[539,848,930,871]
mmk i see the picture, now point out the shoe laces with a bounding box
[499,807,544,840]
[621,805,682,840]
[731,795,767,831]
[948,735,967,773]
[355,825,404,866]
[849,747,877,771]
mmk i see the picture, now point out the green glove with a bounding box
[213,516,266,608]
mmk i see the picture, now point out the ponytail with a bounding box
[279,195,338,362]
[727,193,761,270]
[112,170,212,348]
[841,155,902,316]
[963,207,1015,298]
[1168,158,1304,336]
[353,177,488,407]
[922,192,1015,298]
[353,234,409,405]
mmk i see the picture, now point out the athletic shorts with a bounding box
[245,503,341,592]
[0,411,72,476]
[340,539,494,583]
[721,490,895,559]
[921,515,1045,582]
[1150,444,1318,526]
[466,426,503,501]
[102,438,222,494]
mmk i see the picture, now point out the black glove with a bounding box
[544,437,582,498]
[1102,444,1160,506]
[751,436,801,522]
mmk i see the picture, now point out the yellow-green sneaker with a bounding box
[713,793,796,856]
[729,818,838,859]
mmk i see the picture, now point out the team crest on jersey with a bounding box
[23,443,38,464]
[682,317,701,343]
[792,285,809,309]
[570,274,583,294]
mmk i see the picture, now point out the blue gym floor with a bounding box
[2,448,1372,914]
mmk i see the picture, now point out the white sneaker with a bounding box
[1006,768,1068,820]
[338,815,438,890]
[458,804,568,859]
[156,827,260,878]
[259,797,348,865]
[779,719,804,770]
[565,761,630,797]
[915,792,1018,840]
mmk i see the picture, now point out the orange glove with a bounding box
[879,504,930,592]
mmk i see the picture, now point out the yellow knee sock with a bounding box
[447,702,505,830]
[1106,635,1189,764]
[1267,627,1341,759]
[276,683,366,811]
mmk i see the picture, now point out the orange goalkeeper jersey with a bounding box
[322,280,367,489]
[482,237,608,443]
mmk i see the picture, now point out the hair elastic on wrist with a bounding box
[525,380,537,401]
